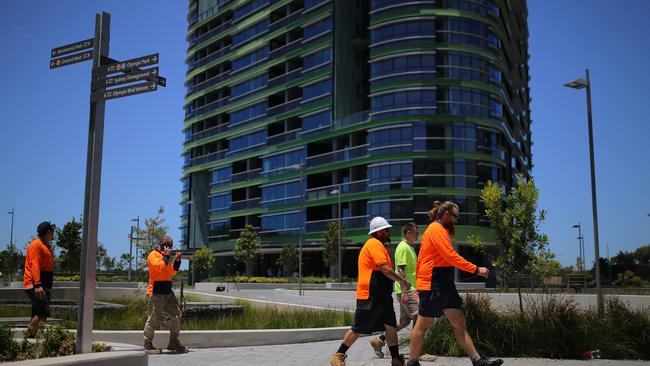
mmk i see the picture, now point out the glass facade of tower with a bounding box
[181,0,531,280]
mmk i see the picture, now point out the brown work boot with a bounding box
[167,341,188,353]
[144,341,161,354]
[391,354,406,366]
[419,353,437,362]
[329,352,347,366]
[369,336,386,358]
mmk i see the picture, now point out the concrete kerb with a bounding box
[4,287,351,349]
[0,350,147,366]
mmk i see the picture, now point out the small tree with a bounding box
[234,225,261,276]
[276,244,299,275]
[134,206,168,270]
[322,222,344,278]
[529,248,561,288]
[192,247,214,282]
[55,217,82,274]
[470,175,548,312]
[0,243,24,281]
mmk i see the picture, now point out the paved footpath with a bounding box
[115,339,648,366]
[128,288,649,365]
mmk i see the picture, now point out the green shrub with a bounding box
[0,323,20,361]
[421,294,650,360]
[613,271,643,288]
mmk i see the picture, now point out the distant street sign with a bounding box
[102,67,159,87]
[50,51,93,69]
[100,81,157,100]
[51,38,94,58]
[102,53,159,74]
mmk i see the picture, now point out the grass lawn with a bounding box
[0,296,353,330]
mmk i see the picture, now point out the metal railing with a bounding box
[189,19,233,48]
[231,168,262,183]
[187,70,231,96]
[185,97,229,118]
[267,129,300,146]
[184,123,229,145]
[305,179,369,200]
[188,150,227,167]
[305,215,368,233]
[231,197,261,211]
[305,144,369,168]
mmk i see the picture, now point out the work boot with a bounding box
[329,352,346,366]
[369,336,385,358]
[167,341,188,353]
[419,353,437,362]
[406,360,421,366]
[472,356,504,366]
[144,341,161,354]
[391,354,405,366]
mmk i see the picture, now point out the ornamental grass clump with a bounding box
[421,293,650,360]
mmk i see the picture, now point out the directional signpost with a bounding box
[49,11,165,354]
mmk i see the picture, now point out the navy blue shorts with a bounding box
[418,288,463,318]
[351,298,397,334]
[25,288,51,318]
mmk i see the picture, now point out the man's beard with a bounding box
[442,221,456,236]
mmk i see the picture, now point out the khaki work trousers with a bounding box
[143,292,181,345]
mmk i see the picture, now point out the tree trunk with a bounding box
[329,263,338,279]
[516,275,523,313]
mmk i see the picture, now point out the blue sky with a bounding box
[1,1,649,268]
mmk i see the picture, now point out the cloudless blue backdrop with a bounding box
[1,1,649,268]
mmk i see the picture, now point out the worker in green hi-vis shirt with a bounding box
[369,222,437,362]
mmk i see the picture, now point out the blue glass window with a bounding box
[368,161,413,190]
[232,47,269,72]
[230,101,267,125]
[440,86,489,116]
[261,181,300,204]
[304,0,327,10]
[229,129,267,152]
[234,0,269,20]
[261,212,300,233]
[302,79,331,100]
[372,21,434,43]
[231,74,268,98]
[303,48,332,69]
[371,54,435,78]
[303,17,332,39]
[369,125,413,154]
[232,19,270,46]
[208,220,230,238]
[210,166,231,187]
[210,194,231,213]
[302,110,331,132]
[262,149,306,175]
[371,90,436,112]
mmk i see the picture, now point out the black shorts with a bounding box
[25,288,51,318]
[418,288,463,318]
[351,297,397,334]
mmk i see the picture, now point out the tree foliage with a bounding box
[472,175,549,283]
[276,244,299,273]
[192,247,214,282]
[55,217,82,274]
[134,206,168,270]
[234,225,260,276]
[0,243,24,281]
[322,222,344,266]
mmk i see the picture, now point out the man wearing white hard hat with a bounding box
[330,217,411,366]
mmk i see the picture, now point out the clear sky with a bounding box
[1,1,649,268]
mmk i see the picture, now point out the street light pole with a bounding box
[565,68,603,313]
[572,223,583,271]
[298,162,304,296]
[130,216,139,281]
[330,185,342,284]
[7,208,15,248]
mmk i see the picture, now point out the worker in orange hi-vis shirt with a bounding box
[406,201,502,366]
[23,221,56,337]
[143,235,187,354]
[330,217,411,366]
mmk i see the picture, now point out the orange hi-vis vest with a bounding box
[416,221,477,291]
[23,238,54,289]
[356,237,394,300]
[147,249,177,296]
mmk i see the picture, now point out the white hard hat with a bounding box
[368,216,392,235]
